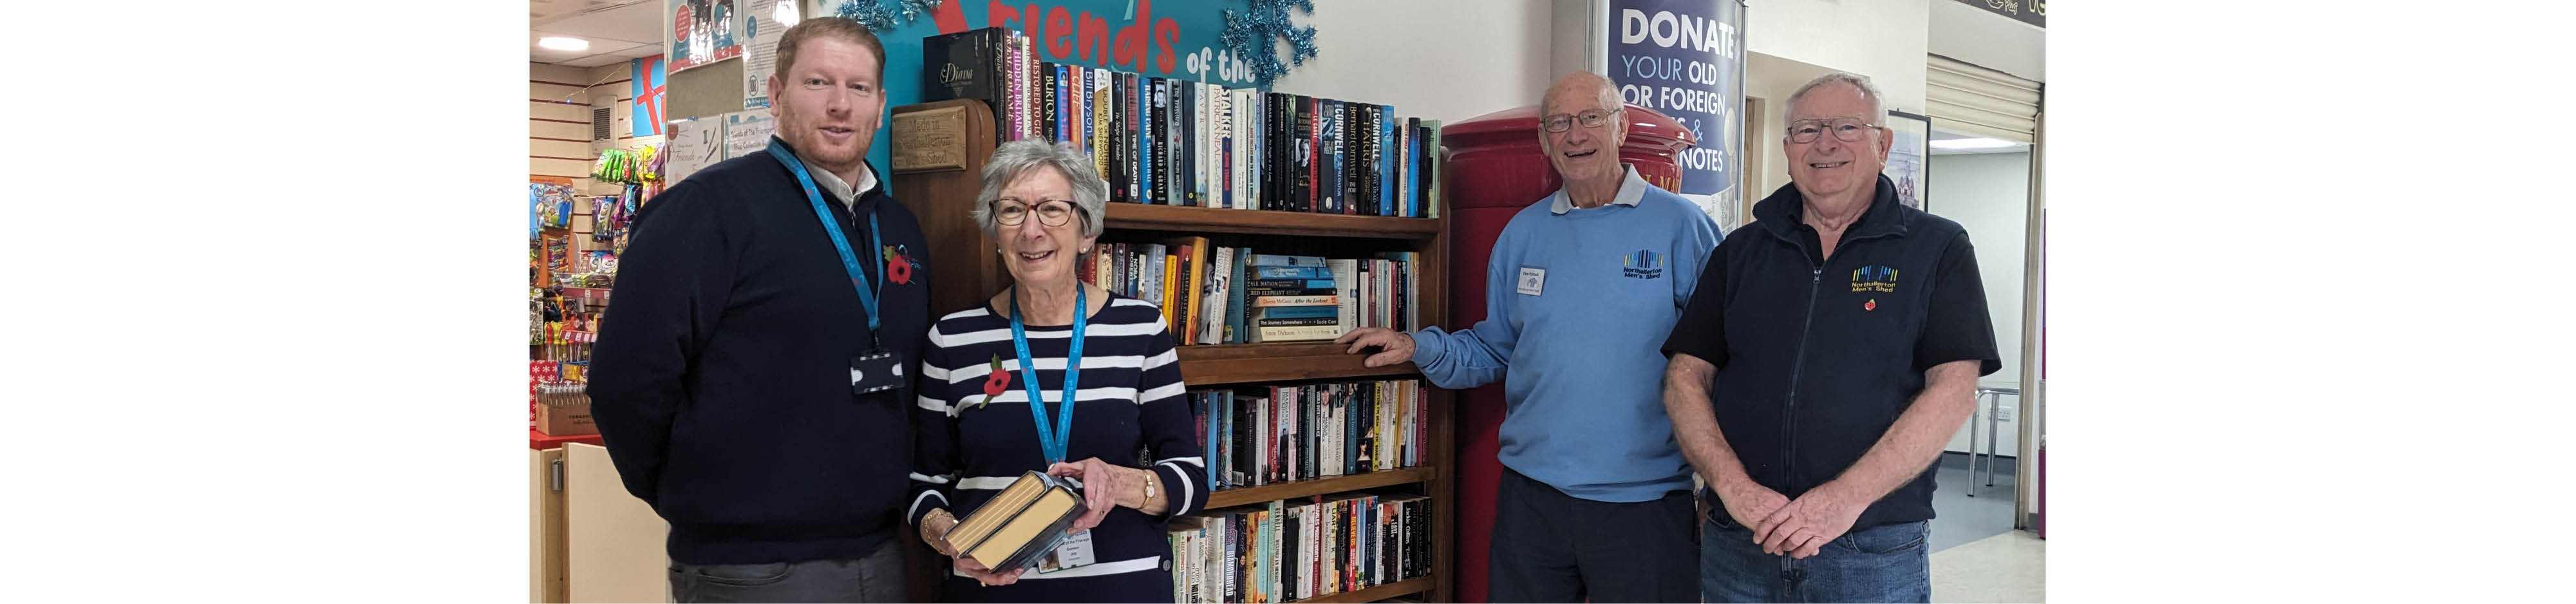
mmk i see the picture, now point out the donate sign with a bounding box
[1604,0,1743,207]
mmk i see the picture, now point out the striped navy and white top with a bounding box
[908,291,1207,599]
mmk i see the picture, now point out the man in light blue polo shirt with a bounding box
[1337,70,1722,603]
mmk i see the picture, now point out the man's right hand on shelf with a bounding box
[1335,327,1415,368]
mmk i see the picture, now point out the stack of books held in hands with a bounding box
[940,471,1088,572]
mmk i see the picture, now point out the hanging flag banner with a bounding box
[1601,0,1744,226]
[631,55,668,137]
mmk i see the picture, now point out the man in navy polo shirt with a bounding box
[1660,72,2001,603]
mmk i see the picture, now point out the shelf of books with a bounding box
[1105,203,1441,240]
[893,26,1458,603]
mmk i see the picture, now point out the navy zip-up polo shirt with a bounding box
[1662,175,2000,531]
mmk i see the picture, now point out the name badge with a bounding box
[1037,529,1098,573]
[851,351,905,395]
[1517,267,1546,296]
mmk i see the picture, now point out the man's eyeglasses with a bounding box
[1786,117,1882,144]
[1541,108,1623,133]
[991,198,1082,227]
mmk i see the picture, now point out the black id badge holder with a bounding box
[851,332,905,395]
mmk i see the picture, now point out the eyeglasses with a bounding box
[1541,108,1623,133]
[991,198,1082,227]
[1787,117,1882,144]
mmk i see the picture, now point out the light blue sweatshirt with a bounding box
[1410,165,1722,502]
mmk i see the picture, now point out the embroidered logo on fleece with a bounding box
[1851,265,1899,293]
[1622,249,1665,279]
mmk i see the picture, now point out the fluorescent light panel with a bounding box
[538,37,590,52]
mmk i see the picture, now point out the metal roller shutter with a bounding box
[1928,54,2041,142]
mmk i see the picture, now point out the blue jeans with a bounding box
[1700,510,1930,603]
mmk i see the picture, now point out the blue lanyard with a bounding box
[1008,287,1086,465]
[766,140,885,334]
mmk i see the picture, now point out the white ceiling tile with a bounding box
[557,53,635,68]
[533,2,664,46]
[610,44,666,58]
[531,46,592,63]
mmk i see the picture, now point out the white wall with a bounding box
[1930,151,2029,455]
[1270,0,1554,124]
[1731,0,1931,224]
[1745,0,1928,115]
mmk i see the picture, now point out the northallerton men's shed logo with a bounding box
[1852,265,1899,292]
[1624,249,1665,279]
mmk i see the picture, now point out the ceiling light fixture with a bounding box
[1929,137,2017,150]
[538,37,591,52]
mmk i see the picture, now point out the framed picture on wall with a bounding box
[1884,110,1931,211]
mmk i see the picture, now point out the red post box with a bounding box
[1439,103,1697,603]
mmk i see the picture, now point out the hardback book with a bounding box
[1257,324,1342,342]
[1249,294,1337,308]
[1199,246,1234,345]
[921,28,1013,129]
[1245,254,1326,267]
[1243,277,1335,289]
[1422,119,1443,218]
[941,471,1087,572]
[1264,92,1288,211]
[1147,78,1165,204]
[1327,100,1344,214]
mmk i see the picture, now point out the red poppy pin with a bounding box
[1864,299,1877,312]
[977,355,1010,408]
[885,246,914,285]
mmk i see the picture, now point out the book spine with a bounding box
[1201,247,1230,345]
[1245,254,1327,267]
[1174,245,1198,344]
[1251,265,1333,279]
[1251,305,1337,319]
[1243,277,1335,288]
[1248,294,1337,307]
[1168,79,1185,207]
[1145,77,1161,204]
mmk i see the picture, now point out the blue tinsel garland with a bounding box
[1220,0,1319,90]
[838,0,940,32]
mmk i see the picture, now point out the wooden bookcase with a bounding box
[891,98,1457,603]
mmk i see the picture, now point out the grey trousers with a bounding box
[667,540,907,603]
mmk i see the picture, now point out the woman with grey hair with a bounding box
[903,140,1205,602]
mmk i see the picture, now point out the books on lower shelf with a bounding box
[1078,242,1420,345]
[1167,493,1433,603]
[922,27,1443,218]
[942,471,1088,572]
[1187,381,1427,494]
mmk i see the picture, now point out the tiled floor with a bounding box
[1930,530,2045,603]
[1926,451,2041,602]
[1930,452,2020,552]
